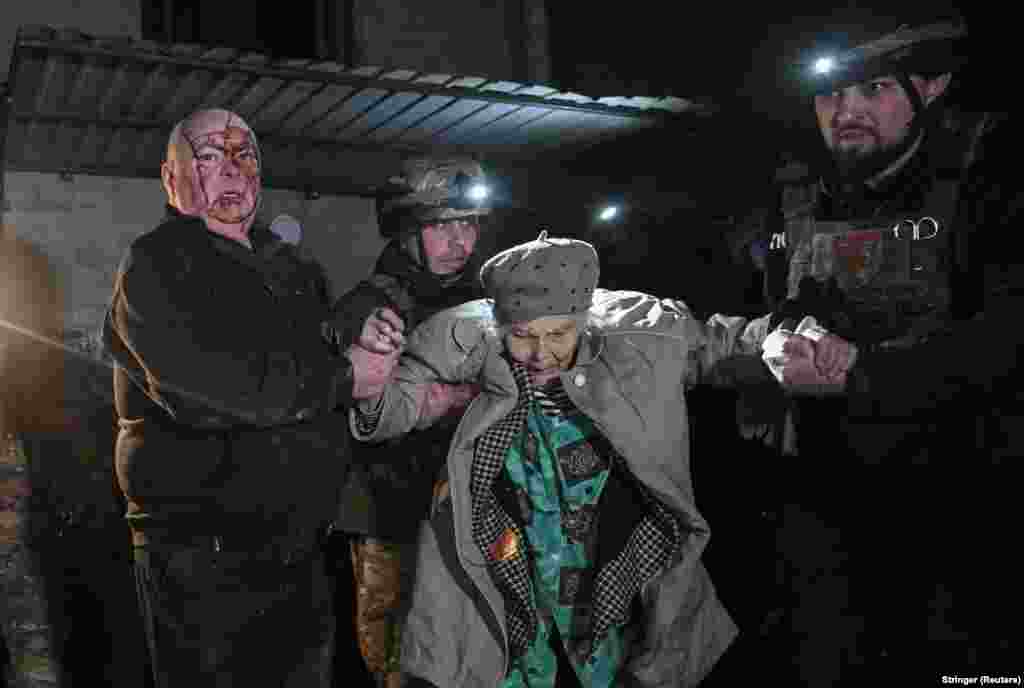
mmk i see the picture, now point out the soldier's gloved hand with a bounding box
[359,307,406,355]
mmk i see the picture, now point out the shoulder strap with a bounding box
[948,111,996,320]
[764,181,817,307]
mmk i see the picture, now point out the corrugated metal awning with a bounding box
[3,26,712,195]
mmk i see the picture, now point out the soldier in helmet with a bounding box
[332,157,491,687]
[714,19,1020,685]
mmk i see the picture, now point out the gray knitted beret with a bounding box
[479,230,599,324]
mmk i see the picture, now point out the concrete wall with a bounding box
[355,0,527,81]
[1,0,551,87]
[1,0,141,81]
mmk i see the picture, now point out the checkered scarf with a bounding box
[471,358,686,661]
[471,360,537,659]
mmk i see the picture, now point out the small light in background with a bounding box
[598,205,619,221]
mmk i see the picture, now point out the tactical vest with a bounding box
[768,175,959,347]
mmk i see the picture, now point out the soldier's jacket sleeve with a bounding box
[352,306,489,442]
[666,300,775,389]
[846,306,1022,419]
[331,279,394,354]
[105,244,350,428]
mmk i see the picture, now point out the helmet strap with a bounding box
[897,72,926,118]
[416,228,427,271]
[398,230,425,268]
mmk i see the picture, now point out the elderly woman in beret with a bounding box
[352,232,853,688]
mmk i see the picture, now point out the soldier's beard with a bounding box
[831,125,922,186]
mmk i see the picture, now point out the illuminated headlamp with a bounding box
[449,171,490,209]
[466,183,490,203]
[813,56,836,75]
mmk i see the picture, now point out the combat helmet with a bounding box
[805,21,968,117]
[376,157,492,238]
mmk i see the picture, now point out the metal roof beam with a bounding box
[16,37,688,122]
[8,110,427,157]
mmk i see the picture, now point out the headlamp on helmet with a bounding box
[805,22,968,97]
[450,171,491,209]
[813,56,837,76]
[376,157,492,237]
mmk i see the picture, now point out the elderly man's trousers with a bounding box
[133,540,334,688]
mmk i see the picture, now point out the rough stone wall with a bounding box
[1,0,141,81]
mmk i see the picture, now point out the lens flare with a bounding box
[813,57,835,75]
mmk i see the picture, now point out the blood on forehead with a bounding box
[184,113,260,176]
[222,127,260,177]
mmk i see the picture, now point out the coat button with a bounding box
[573,373,586,387]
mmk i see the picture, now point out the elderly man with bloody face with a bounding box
[162,109,262,234]
[102,108,397,687]
[348,232,854,688]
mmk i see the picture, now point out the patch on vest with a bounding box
[810,229,886,289]
[788,215,952,342]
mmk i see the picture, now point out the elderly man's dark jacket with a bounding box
[103,209,363,553]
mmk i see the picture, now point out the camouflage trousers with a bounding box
[351,536,418,688]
